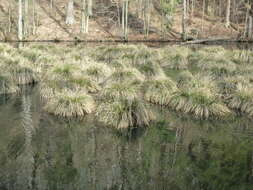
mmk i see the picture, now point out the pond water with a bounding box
[0,86,253,190]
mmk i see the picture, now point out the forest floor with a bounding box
[0,0,242,42]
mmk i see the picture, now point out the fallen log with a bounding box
[181,38,238,44]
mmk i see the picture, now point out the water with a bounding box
[0,86,253,190]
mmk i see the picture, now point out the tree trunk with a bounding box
[143,0,151,38]
[248,16,253,38]
[201,0,205,31]
[182,0,187,40]
[88,0,92,16]
[81,0,92,33]
[50,0,53,9]
[125,0,129,40]
[225,0,231,27]
[24,0,29,36]
[81,0,86,33]
[8,5,12,33]
[32,0,36,35]
[66,0,75,25]
[18,0,23,41]
[122,1,125,35]
[244,2,250,38]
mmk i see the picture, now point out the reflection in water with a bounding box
[16,92,35,190]
[0,88,253,190]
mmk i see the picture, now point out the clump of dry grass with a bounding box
[96,79,154,129]
[168,74,230,119]
[176,71,194,89]
[0,55,38,85]
[96,98,154,130]
[136,61,166,79]
[92,44,137,63]
[169,87,231,119]
[42,63,100,93]
[44,89,96,118]
[0,73,19,95]
[144,77,178,106]
[102,82,140,100]
[232,49,253,65]
[104,66,145,85]
[226,83,253,117]
[81,60,113,83]
[160,46,191,70]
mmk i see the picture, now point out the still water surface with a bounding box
[0,87,253,190]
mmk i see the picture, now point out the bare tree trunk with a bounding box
[50,0,53,9]
[249,16,253,38]
[201,0,205,32]
[125,0,129,40]
[85,13,89,33]
[24,0,29,36]
[8,5,12,33]
[66,0,75,25]
[32,0,36,35]
[244,2,250,38]
[143,0,151,38]
[225,0,231,27]
[88,0,92,16]
[18,0,23,41]
[122,1,125,35]
[81,0,86,33]
[191,0,195,18]
[182,0,187,40]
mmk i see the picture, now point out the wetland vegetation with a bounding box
[1,43,253,127]
[0,43,253,189]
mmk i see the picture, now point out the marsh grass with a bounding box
[177,71,194,89]
[144,77,178,106]
[104,67,145,85]
[194,55,237,79]
[43,63,101,94]
[96,98,154,129]
[169,88,231,119]
[136,61,166,79]
[102,82,140,100]
[226,84,253,117]
[18,48,43,63]
[0,74,19,95]
[132,45,160,65]
[217,75,249,96]
[82,61,113,83]
[44,90,96,118]
[97,78,154,129]
[2,44,253,124]
[232,49,253,64]
[161,46,191,70]
[168,74,230,119]
[92,45,137,63]
[0,55,38,85]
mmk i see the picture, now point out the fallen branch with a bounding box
[181,38,239,44]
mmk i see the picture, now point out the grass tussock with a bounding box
[96,98,154,130]
[105,66,145,85]
[226,84,253,117]
[0,55,38,85]
[232,49,253,65]
[169,87,231,119]
[97,79,154,129]
[0,74,19,95]
[144,77,178,106]
[44,90,96,118]
[161,46,191,70]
